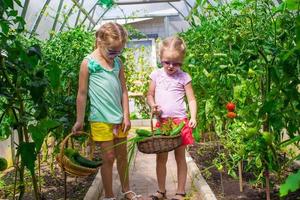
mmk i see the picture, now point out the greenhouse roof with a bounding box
[17,0,196,38]
[17,0,282,39]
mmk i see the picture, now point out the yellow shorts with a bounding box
[90,122,128,141]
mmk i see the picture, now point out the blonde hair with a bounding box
[159,36,186,59]
[95,22,128,49]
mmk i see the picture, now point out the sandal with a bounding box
[171,192,186,200]
[121,190,142,200]
[149,190,167,200]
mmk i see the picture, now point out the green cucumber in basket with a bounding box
[64,148,79,164]
[135,129,152,137]
[170,121,185,136]
[73,153,103,168]
[154,128,162,136]
[64,148,102,168]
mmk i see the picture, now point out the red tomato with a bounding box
[156,121,161,128]
[226,102,236,111]
[227,112,237,118]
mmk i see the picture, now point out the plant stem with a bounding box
[11,128,16,166]
[31,172,40,200]
[38,153,41,194]
[64,172,67,200]
[217,140,224,194]
[16,124,25,200]
[13,156,19,200]
[238,161,243,192]
[265,170,270,200]
[18,165,25,200]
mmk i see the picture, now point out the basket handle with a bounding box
[59,131,90,169]
[150,112,154,135]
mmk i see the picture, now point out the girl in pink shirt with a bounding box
[147,36,197,200]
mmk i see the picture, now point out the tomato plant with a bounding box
[122,43,154,119]
[182,0,300,198]
[0,1,61,199]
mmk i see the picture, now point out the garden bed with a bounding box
[188,142,300,200]
[0,142,104,200]
[0,161,97,200]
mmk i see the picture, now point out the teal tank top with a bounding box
[86,55,123,124]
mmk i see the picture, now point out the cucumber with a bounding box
[0,157,8,171]
[64,148,78,158]
[154,128,162,136]
[64,148,102,168]
[170,121,185,136]
[135,129,152,137]
[64,148,80,164]
[192,127,201,142]
[74,154,103,168]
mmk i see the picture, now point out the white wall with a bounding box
[129,16,190,38]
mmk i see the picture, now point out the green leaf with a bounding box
[0,123,10,141]
[280,135,300,147]
[296,15,300,48]
[8,10,18,16]
[97,0,114,8]
[280,169,300,197]
[29,119,60,152]
[14,0,22,7]
[47,64,61,90]
[17,142,37,175]
[28,125,46,153]
[4,0,14,8]
[285,0,300,10]
[0,22,10,35]
[40,119,61,130]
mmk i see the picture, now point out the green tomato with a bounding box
[203,53,209,59]
[262,131,274,145]
[248,68,255,77]
[246,127,257,138]
[216,164,223,171]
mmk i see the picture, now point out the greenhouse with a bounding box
[0,0,299,199]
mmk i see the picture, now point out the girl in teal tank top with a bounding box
[85,55,123,124]
[72,22,143,200]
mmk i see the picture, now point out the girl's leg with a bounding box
[114,138,142,199]
[156,152,168,195]
[113,137,129,191]
[174,146,187,195]
[99,140,116,198]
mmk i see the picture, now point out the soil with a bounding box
[1,138,299,200]
[188,142,300,200]
[0,162,97,200]
[0,141,103,200]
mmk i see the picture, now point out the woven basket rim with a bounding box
[57,131,99,176]
[137,134,181,143]
[137,136,182,154]
[136,114,183,154]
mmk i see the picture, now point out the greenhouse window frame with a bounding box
[115,0,181,5]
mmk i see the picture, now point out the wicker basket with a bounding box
[56,132,99,177]
[137,115,182,154]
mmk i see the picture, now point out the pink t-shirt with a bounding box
[150,68,192,118]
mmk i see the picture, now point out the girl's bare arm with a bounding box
[119,62,131,131]
[185,82,197,128]
[73,59,89,132]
